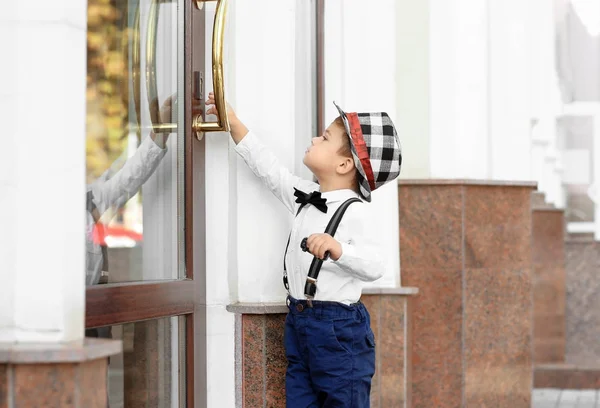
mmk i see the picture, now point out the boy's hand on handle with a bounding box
[304,233,342,261]
[205,91,235,118]
[150,93,198,148]
[206,92,248,144]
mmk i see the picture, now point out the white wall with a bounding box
[231,0,303,304]
[0,0,86,343]
[324,0,401,288]
[204,0,310,405]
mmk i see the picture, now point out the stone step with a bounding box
[532,191,557,210]
[566,232,595,242]
[532,205,566,365]
[532,191,548,207]
[535,364,600,389]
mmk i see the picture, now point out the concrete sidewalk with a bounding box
[533,389,600,408]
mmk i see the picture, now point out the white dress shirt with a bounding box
[85,135,168,286]
[235,131,385,304]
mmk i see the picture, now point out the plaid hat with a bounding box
[333,102,402,202]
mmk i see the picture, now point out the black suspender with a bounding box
[304,198,361,299]
[283,198,361,298]
[283,203,306,291]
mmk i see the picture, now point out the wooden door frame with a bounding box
[85,1,207,407]
[85,1,325,406]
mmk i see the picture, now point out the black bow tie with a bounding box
[294,188,328,213]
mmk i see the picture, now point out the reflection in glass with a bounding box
[85,0,183,284]
[93,317,185,408]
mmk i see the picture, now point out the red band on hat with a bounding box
[347,113,376,191]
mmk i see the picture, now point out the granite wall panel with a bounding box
[399,181,535,408]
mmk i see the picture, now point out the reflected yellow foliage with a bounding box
[86,0,135,183]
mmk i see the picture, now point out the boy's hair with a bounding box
[333,116,359,192]
[334,116,352,158]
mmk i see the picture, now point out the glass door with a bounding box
[85,0,223,405]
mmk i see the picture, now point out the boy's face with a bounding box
[303,121,352,177]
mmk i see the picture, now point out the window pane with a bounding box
[85,0,185,284]
[86,316,185,408]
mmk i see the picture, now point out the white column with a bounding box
[324,0,400,288]
[528,0,547,194]
[488,0,532,181]
[395,0,431,179]
[529,0,567,208]
[429,0,490,179]
[397,0,491,180]
[0,0,86,343]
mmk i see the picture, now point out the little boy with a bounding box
[206,93,402,407]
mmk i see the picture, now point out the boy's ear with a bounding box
[337,157,355,176]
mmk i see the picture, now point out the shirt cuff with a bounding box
[233,130,257,159]
[142,134,168,161]
[332,242,355,267]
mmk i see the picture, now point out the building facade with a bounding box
[1,0,595,406]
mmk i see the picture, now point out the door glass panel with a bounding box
[86,316,186,408]
[85,0,185,284]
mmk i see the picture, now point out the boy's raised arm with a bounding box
[206,93,318,214]
[89,134,167,216]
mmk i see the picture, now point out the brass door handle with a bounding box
[146,0,177,134]
[132,0,230,137]
[132,0,177,135]
[192,0,231,139]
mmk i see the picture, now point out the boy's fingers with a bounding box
[309,239,320,256]
[308,234,332,257]
[316,245,325,259]
[313,240,327,259]
[306,236,316,253]
[307,234,322,249]
[317,237,332,259]
[321,241,332,259]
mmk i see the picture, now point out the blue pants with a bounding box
[284,296,376,408]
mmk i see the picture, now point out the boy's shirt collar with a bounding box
[318,188,361,205]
